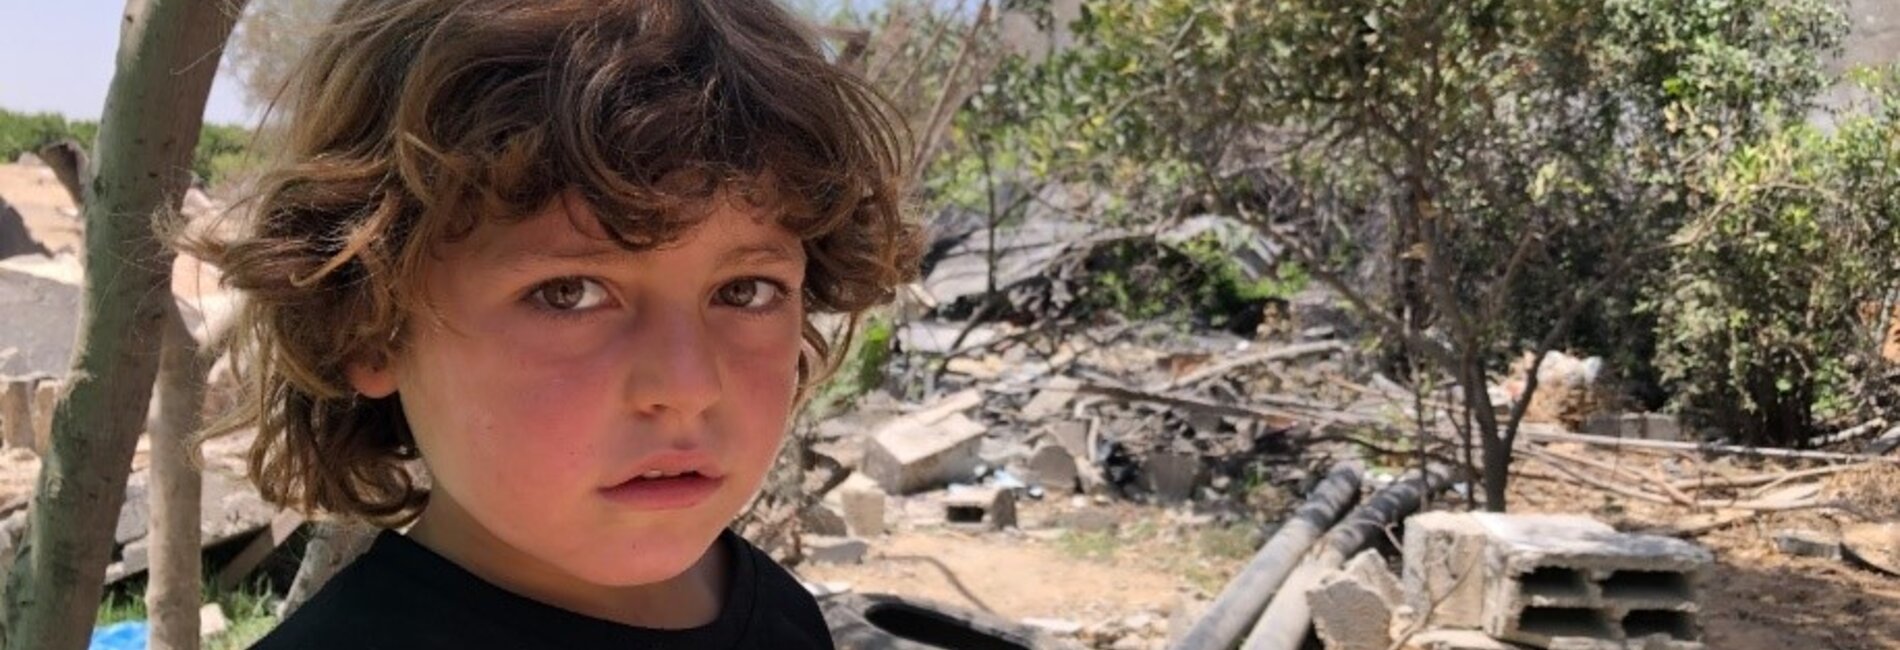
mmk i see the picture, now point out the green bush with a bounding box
[1656,69,1900,444]
[0,108,258,186]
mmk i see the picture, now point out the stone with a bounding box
[1021,376,1082,420]
[0,380,31,451]
[945,486,1017,530]
[1140,451,1203,502]
[839,485,887,537]
[1310,551,1403,650]
[116,471,151,545]
[1841,521,1900,575]
[805,535,869,564]
[860,390,988,494]
[0,510,26,594]
[199,603,229,638]
[800,503,848,537]
[1029,444,1079,494]
[1046,419,1091,460]
[1772,528,1842,560]
[120,538,150,575]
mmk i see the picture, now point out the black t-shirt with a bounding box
[251,529,834,649]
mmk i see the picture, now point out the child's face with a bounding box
[352,191,805,588]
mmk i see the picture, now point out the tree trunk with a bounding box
[0,1,246,647]
[147,305,210,650]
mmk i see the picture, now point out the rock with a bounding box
[1772,528,1842,560]
[1140,451,1204,502]
[116,471,151,546]
[1310,551,1403,650]
[1029,444,1079,494]
[0,380,32,451]
[199,603,229,639]
[805,535,869,564]
[800,503,848,537]
[1045,420,1091,461]
[0,510,26,594]
[945,486,1017,530]
[839,485,887,538]
[860,390,988,494]
[804,581,854,597]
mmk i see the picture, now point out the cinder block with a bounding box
[1584,413,1684,442]
[860,390,987,494]
[805,535,869,564]
[944,486,1016,530]
[1471,513,1710,650]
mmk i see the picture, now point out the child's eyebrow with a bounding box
[719,243,802,268]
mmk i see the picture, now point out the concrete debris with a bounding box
[0,267,80,381]
[1022,376,1083,421]
[837,483,888,538]
[860,390,988,494]
[1023,617,1085,636]
[1,379,31,451]
[1503,351,1613,430]
[805,535,870,565]
[1139,451,1204,503]
[1403,629,1527,650]
[945,485,1017,530]
[800,503,849,537]
[1403,512,1712,650]
[1029,443,1080,494]
[1771,529,1842,560]
[1309,550,1404,650]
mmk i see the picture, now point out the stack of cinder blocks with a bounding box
[1403,512,1712,650]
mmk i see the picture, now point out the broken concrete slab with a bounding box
[1140,450,1204,502]
[801,503,848,537]
[30,380,56,454]
[0,268,79,381]
[860,390,988,494]
[1,380,31,450]
[1029,443,1079,494]
[1842,521,1900,576]
[838,484,887,538]
[805,535,869,564]
[945,486,1017,530]
[1309,551,1403,650]
[1045,419,1091,460]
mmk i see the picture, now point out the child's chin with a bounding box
[566,529,723,587]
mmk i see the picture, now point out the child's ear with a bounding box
[346,357,399,399]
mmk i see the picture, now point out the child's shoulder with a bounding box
[248,531,505,650]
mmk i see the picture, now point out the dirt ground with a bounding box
[792,450,1900,649]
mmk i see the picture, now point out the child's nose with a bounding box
[622,310,722,420]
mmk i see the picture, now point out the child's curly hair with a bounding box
[186,0,921,525]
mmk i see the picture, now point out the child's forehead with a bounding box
[451,191,799,265]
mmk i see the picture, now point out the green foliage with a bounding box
[0,108,258,186]
[1656,68,1900,444]
[1077,236,1301,333]
[806,315,897,419]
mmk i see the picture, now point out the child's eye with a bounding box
[714,278,786,310]
[530,277,610,312]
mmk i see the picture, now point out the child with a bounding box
[189,0,919,647]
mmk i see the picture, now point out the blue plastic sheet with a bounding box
[89,621,148,650]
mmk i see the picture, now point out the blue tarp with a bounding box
[89,621,147,650]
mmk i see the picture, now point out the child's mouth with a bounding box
[599,471,724,511]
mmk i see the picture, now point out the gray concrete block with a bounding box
[860,391,988,495]
[1140,451,1203,502]
[1403,630,1524,650]
[1029,443,1079,494]
[1583,413,1685,442]
[1310,551,1403,650]
[945,486,1017,530]
[1470,513,1712,650]
[1404,511,1493,629]
[1772,528,1841,560]
[839,485,887,537]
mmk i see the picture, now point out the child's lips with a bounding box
[599,472,725,511]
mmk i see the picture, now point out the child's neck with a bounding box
[406,498,729,630]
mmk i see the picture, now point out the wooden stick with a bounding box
[1668,463,1873,491]
[1517,424,1898,463]
[1154,340,1348,391]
